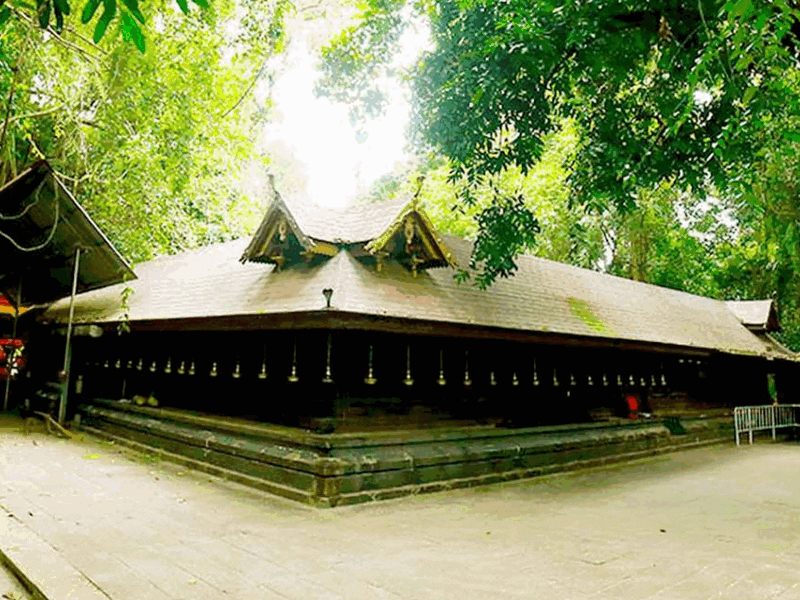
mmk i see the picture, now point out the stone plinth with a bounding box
[78,400,734,507]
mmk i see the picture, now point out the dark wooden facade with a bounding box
[65,325,790,433]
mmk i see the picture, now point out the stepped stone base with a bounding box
[78,400,734,507]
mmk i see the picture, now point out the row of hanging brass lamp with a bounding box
[90,341,673,389]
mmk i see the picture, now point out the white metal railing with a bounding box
[734,405,800,446]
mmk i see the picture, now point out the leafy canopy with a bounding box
[1,0,289,261]
[2,0,211,53]
[317,0,800,286]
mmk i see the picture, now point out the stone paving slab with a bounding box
[0,421,799,599]
[0,512,107,599]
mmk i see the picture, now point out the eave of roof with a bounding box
[40,234,782,361]
[755,332,800,363]
[0,161,135,305]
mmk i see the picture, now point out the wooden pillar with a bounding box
[59,247,81,424]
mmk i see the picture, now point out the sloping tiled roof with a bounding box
[41,230,787,360]
[725,300,779,332]
[290,196,411,243]
[755,332,797,362]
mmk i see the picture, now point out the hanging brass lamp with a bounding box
[288,338,299,383]
[364,343,377,386]
[403,344,414,386]
[463,350,472,388]
[322,334,334,384]
[258,346,267,380]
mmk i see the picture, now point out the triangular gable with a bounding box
[363,198,457,275]
[725,299,780,332]
[240,177,336,268]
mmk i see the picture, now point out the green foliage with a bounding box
[318,0,800,286]
[314,0,406,129]
[468,191,540,288]
[363,121,607,273]
[6,0,214,52]
[0,0,289,261]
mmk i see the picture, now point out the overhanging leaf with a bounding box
[175,0,188,15]
[80,0,100,23]
[190,0,208,8]
[53,1,63,30]
[38,0,51,28]
[121,9,145,53]
[52,0,69,15]
[92,0,115,43]
[0,6,10,26]
[120,0,143,23]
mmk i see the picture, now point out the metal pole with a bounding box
[771,405,776,440]
[58,247,80,424]
[2,276,21,411]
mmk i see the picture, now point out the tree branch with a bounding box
[10,105,65,123]
[12,7,102,62]
[222,60,270,118]
[0,80,16,158]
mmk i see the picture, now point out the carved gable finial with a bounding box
[403,215,415,247]
[278,217,288,242]
[363,198,457,274]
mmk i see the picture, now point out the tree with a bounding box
[316,0,800,286]
[361,120,607,271]
[1,0,290,261]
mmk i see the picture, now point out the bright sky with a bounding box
[259,20,428,208]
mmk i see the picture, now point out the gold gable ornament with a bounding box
[240,181,335,268]
[277,217,288,242]
[364,200,457,275]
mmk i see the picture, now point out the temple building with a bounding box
[34,180,800,507]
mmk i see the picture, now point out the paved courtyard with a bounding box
[0,418,798,600]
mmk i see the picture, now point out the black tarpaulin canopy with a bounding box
[0,160,135,306]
